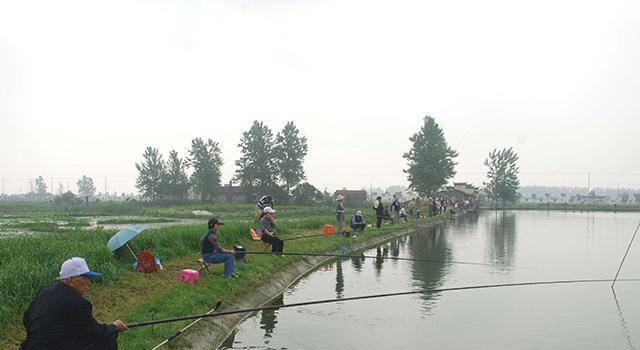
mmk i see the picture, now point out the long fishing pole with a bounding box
[150,301,222,350]
[281,233,326,242]
[241,250,533,269]
[126,278,640,328]
[612,220,640,288]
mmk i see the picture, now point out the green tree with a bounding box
[54,191,80,209]
[34,176,47,194]
[483,147,520,205]
[621,192,629,203]
[274,121,308,198]
[135,147,166,201]
[291,182,324,205]
[76,175,96,198]
[165,150,190,201]
[234,121,278,197]
[188,138,223,201]
[56,182,65,195]
[403,116,458,196]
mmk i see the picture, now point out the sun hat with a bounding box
[263,206,276,213]
[57,257,102,280]
[336,194,345,200]
[357,210,363,215]
[208,217,224,227]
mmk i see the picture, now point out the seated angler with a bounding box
[21,257,128,350]
[201,218,237,279]
[259,207,284,253]
[351,210,366,232]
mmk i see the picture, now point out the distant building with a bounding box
[432,182,479,202]
[187,182,251,203]
[212,184,249,203]
[333,189,368,205]
[575,194,611,204]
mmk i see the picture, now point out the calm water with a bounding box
[220,211,640,350]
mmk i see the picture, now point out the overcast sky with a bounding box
[1,0,639,195]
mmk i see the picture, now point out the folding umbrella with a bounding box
[107,225,146,260]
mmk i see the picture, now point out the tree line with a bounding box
[7,116,521,206]
[135,121,323,204]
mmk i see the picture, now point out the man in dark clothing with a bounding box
[21,257,127,350]
[350,210,366,231]
[390,194,401,224]
[373,196,385,228]
[201,217,237,278]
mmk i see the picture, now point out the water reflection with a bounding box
[350,255,365,271]
[335,259,344,298]
[486,211,517,268]
[612,290,637,350]
[260,294,284,338]
[407,226,451,312]
[374,246,389,276]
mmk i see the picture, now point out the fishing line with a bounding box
[240,250,533,269]
[150,301,222,350]
[126,278,640,328]
[612,220,640,288]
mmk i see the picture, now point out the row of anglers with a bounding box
[19,194,471,349]
[20,209,281,350]
[19,215,270,350]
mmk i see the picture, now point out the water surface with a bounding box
[221,211,640,349]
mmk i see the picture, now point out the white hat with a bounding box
[263,206,276,213]
[336,194,345,200]
[57,257,102,280]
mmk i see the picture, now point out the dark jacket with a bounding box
[201,229,223,254]
[21,283,118,350]
[374,201,385,217]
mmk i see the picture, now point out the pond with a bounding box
[220,210,640,349]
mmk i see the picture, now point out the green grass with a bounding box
[96,218,177,225]
[0,218,91,232]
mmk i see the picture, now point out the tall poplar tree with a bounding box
[188,138,223,201]
[234,121,277,197]
[77,175,96,198]
[165,150,190,201]
[274,121,308,197]
[403,116,458,196]
[484,147,520,205]
[135,147,166,201]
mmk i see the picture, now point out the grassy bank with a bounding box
[481,203,640,212]
[0,203,446,349]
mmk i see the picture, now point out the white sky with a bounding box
[1,0,639,195]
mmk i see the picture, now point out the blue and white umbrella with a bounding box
[107,225,146,260]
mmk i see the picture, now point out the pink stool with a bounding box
[178,269,200,284]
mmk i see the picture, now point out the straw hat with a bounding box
[336,194,345,201]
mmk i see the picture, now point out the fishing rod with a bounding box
[611,220,640,288]
[281,233,326,242]
[150,301,222,350]
[126,278,640,328]
[240,250,533,269]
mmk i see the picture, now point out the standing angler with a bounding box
[373,196,385,228]
[21,257,128,350]
[335,194,345,234]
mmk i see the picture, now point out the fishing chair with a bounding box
[197,258,211,273]
[250,227,272,251]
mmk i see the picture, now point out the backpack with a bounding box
[136,249,158,273]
